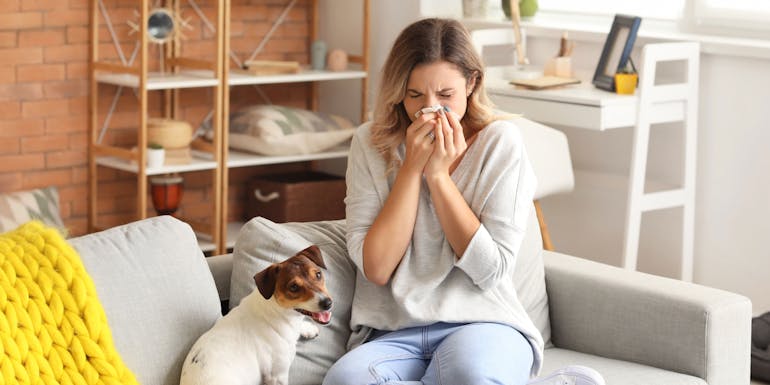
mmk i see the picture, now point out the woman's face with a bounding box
[403,60,475,122]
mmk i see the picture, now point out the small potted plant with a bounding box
[614,58,638,95]
[147,142,165,168]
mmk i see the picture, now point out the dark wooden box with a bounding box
[247,171,346,223]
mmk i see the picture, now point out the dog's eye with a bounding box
[289,284,299,292]
[316,271,322,280]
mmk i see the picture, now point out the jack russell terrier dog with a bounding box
[180,245,333,385]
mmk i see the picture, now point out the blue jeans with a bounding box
[323,322,533,385]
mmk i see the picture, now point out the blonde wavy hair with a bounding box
[371,18,496,174]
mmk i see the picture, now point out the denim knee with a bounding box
[323,357,375,385]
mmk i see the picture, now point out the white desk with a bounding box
[484,67,685,131]
[483,42,699,282]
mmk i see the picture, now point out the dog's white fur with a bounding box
[180,247,330,385]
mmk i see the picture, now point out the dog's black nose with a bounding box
[319,297,333,310]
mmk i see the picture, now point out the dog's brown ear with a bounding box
[299,245,326,269]
[253,265,279,299]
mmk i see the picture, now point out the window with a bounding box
[691,0,770,32]
[537,0,685,20]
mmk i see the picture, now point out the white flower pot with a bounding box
[147,148,165,168]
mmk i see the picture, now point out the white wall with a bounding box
[322,1,770,313]
[318,0,463,120]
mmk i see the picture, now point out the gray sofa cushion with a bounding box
[230,217,356,385]
[70,216,221,385]
[542,348,707,385]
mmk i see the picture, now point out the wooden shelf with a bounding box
[228,68,367,86]
[95,147,349,174]
[95,71,220,89]
[227,147,349,168]
[95,69,367,90]
[95,155,217,175]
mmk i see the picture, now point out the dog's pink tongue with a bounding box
[317,311,331,324]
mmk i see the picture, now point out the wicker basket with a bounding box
[147,118,193,149]
[247,171,346,223]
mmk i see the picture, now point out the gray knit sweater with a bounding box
[344,119,543,376]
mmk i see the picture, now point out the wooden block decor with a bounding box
[241,60,301,75]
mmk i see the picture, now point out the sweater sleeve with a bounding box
[454,124,537,291]
[344,125,385,275]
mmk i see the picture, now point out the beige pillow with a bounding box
[209,105,355,156]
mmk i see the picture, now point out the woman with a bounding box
[324,18,603,385]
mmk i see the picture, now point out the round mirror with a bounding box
[147,8,175,44]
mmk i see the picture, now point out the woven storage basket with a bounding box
[247,171,346,223]
[147,118,193,149]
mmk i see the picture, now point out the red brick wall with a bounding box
[0,0,314,236]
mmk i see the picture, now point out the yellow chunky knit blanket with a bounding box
[0,221,138,385]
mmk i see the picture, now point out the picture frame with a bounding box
[592,15,642,92]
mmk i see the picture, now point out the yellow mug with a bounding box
[614,73,638,95]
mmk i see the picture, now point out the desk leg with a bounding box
[622,110,650,275]
[621,42,699,282]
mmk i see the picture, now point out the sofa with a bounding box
[62,118,751,385]
[67,211,751,385]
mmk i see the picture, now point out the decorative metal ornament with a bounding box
[128,7,192,44]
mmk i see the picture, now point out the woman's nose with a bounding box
[424,95,439,108]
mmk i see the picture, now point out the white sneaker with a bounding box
[527,365,606,385]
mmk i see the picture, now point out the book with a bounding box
[509,76,581,90]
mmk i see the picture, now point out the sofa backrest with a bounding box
[69,216,221,385]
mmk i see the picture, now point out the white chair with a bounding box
[471,28,575,251]
[515,117,575,250]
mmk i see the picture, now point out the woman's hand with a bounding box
[424,108,466,179]
[402,112,438,175]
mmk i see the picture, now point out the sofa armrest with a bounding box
[207,253,232,302]
[544,251,751,385]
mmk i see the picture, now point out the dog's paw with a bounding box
[299,320,320,339]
